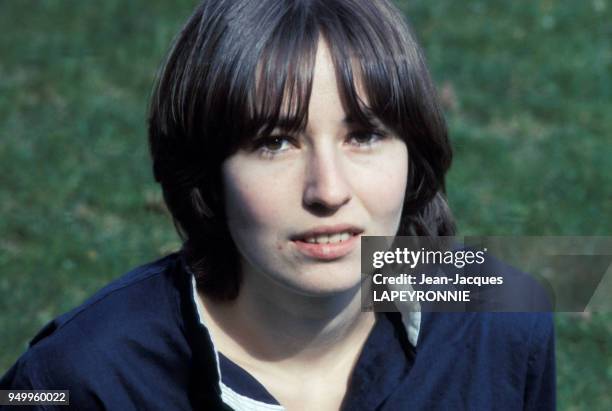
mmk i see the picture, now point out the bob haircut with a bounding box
[148,0,455,299]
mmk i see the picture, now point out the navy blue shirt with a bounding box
[1,254,555,410]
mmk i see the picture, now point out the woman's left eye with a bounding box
[346,131,386,147]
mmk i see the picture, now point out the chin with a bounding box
[276,268,363,298]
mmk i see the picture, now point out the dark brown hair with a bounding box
[148,0,455,299]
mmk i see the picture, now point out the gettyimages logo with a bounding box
[360,236,612,313]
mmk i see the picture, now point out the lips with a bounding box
[291,225,363,260]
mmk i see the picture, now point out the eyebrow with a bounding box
[344,111,385,129]
[256,110,385,134]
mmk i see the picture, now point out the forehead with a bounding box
[252,38,374,135]
[307,41,377,128]
[310,41,340,98]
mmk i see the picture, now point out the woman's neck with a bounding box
[197,267,375,379]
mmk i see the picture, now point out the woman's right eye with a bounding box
[253,136,295,157]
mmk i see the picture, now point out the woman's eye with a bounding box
[347,131,386,147]
[254,136,294,156]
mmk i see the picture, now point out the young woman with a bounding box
[1,1,555,410]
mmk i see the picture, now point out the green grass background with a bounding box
[1,0,610,409]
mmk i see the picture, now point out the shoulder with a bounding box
[27,253,185,350]
[482,312,555,360]
[420,311,554,352]
[403,312,555,409]
[1,253,196,407]
[416,310,555,385]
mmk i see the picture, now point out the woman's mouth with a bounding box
[291,226,363,260]
[302,232,352,244]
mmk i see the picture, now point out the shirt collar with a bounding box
[190,276,420,411]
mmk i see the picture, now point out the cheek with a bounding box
[222,155,292,235]
[353,144,409,219]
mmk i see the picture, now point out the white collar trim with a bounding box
[190,277,420,411]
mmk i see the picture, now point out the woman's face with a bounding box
[222,41,408,296]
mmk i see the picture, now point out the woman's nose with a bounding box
[302,148,352,214]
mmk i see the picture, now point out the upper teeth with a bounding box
[304,232,352,244]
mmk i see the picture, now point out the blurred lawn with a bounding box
[1,0,610,409]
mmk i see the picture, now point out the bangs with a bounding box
[245,10,319,141]
[150,0,446,179]
[204,0,428,152]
